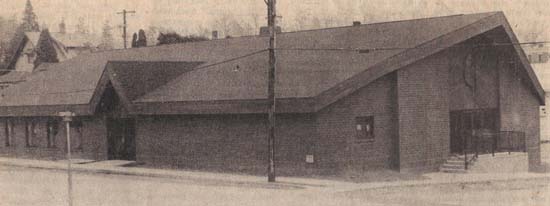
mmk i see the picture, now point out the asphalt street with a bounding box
[2,165,550,206]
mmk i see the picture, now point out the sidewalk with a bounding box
[1,157,550,192]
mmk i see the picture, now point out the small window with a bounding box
[4,119,14,147]
[70,120,84,150]
[528,55,532,63]
[356,116,374,140]
[25,119,37,147]
[47,119,59,148]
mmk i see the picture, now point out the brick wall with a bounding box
[499,52,541,171]
[135,113,318,175]
[0,116,108,160]
[316,74,398,172]
[397,51,451,171]
[448,45,499,111]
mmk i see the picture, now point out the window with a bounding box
[528,55,532,63]
[47,119,59,148]
[356,116,374,140]
[25,119,37,147]
[4,119,14,147]
[70,120,84,150]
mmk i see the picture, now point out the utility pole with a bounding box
[266,0,277,183]
[116,9,136,49]
[59,111,75,206]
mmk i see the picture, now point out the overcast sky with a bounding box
[0,0,549,41]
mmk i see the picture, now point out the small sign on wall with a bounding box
[306,154,314,163]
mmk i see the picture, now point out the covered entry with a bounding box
[450,108,498,154]
[107,118,136,160]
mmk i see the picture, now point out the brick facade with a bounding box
[0,116,108,160]
[498,51,541,171]
[135,114,318,175]
[397,51,451,171]
[316,74,398,172]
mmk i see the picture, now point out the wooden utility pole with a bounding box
[116,9,136,49]
[266,0,277,183]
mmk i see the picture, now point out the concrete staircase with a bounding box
[439,154,471,173]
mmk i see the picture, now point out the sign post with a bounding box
[59,111,75,206]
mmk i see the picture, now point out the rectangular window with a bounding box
[25,119,37,147]
[47,119,59,148]
[4,119,13,147]
[71,120,84,150]
[356,116,374,140]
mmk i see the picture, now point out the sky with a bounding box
[0,0,549,41]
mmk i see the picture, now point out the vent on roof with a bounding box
[259,26,282,36]
[353,21,361,26]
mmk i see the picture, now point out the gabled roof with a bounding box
[90,61,204,113]
[0,12,543,116]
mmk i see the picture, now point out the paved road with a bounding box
[342,178,550,206]
[0,166,346,206]
[1,165,550,206]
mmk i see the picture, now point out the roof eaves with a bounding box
[312,12,504,111]
[494,12,546,105]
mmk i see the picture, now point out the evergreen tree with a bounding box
[137,29,147,47]
[131,33,138,48]
[34,29,59,68]
[98,20,114,50]
[2,25,26,69]
[157,32,208,45]
[21,0,40,32]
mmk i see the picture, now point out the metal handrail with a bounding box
[462,130,525,170]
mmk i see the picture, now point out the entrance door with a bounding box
[450,109,498,154]
[107,118,136,160]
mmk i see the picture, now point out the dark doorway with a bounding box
[107,118,136,160]
[450,109,498,154]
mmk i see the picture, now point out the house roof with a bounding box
[0,71,31,84]
[0,12,543,116]
[24,32,71,61]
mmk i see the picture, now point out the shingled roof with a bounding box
[0,12,543,116]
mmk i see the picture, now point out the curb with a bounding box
[335,174,550,192]
[0,161,318,190]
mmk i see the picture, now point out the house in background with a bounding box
[524,42,550,141]
[0,12,543,175]
[0,23,101,89]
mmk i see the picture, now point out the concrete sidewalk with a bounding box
[1,157,549,192]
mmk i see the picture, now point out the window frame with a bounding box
[4,119,13,147]
[355,116,375,141]
[25,119,37,147]
[47,119,59,148]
